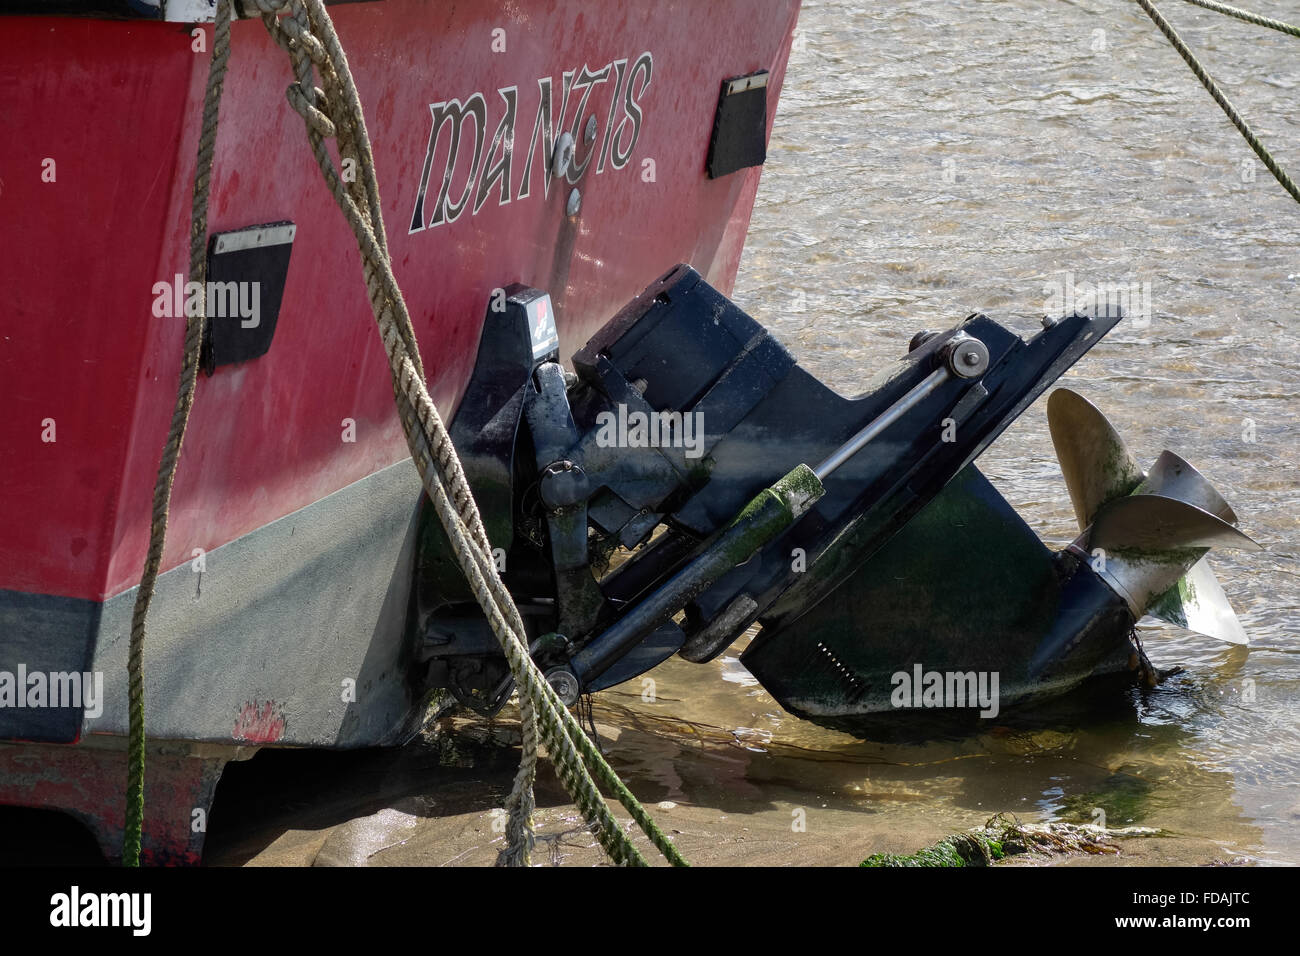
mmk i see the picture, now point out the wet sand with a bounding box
[201,678,1259,867]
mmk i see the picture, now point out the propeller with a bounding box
[1047,389,1259,645]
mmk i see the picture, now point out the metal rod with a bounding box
[813,368,949,479]
[571,465,823,688]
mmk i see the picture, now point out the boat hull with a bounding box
[0,0,799,749]
[0,0,799,861]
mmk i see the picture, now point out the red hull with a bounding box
[0,0,798,604]
[0,0,799,860]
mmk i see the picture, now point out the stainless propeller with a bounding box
[1047,388,1259,645]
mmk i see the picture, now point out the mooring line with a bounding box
[122,0,234,867]
[1137,0,1300,205]
[126,0,685,868]
[1179,0,1300,38]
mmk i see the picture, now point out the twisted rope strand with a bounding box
[258,0,686,866]
[1179,0,1300,37]
[123,0,235,866]
[1137,0,1300,204]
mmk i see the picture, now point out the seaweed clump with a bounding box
[860,813,1120,867]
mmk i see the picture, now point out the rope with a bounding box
[1179,0,1300,38]
[1136,0,1300,205]
[252,0,687,866]
[123,0,1294,871]
[122,0,235,866]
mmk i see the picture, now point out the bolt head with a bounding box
[551,131,576,179]
[944,335,989,378]
[545,668,581,706]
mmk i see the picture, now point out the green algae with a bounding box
[1057,769,1154,827]
[861,831,1006,867]
[860,813,1121,867]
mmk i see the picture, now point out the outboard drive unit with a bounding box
[413,264,1258,734]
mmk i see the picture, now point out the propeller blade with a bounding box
[1136,450,1238,524]
[1088,494,1261,554]
[1049,391,1260,646]
[1047,388,1144,530]
[1148,557,1248,645]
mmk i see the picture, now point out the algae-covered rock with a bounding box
[860,813,1121,867]
[861,830,1007,867]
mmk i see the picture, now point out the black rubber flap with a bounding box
[202,221,295,373]
[706,70,769,179]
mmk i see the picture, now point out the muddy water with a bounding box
[205,0,1300,866]
[724,0,1300,864]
